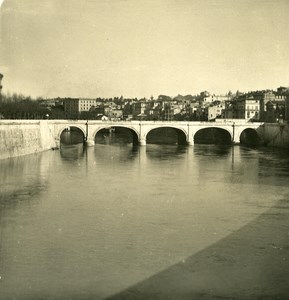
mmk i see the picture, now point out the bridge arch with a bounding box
[145,126,188,145]
[92,125,140,145]
[58,125,86,145]
[58,125,86,140]
[194,127,232,144]
[239,128,260,146]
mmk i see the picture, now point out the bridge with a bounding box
[50,120,264,147]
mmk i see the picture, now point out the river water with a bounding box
[0,138,289,299]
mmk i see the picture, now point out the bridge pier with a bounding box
[86,139,95,146]
[232,136,240,144]
[139,138,146,146]
[54,139,60,149]
[187,139,194,146]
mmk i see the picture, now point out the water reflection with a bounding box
[257,147,289,186]
[60,143,85,161]
[0,154,47,207]
[145,144,187,161]
[0,143,289,299]
[257,147,289,170]
[93,144,139,163]
[193,144,231,157]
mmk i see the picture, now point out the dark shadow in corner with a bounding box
[105,196,289,300]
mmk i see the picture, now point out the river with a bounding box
[0,135,289,299]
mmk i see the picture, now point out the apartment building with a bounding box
[249,90,285,119]
[207,101,226,120]
[234,97,260,121]
[203,95,230,105]
[63,98,97,115]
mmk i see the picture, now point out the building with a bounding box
[144,102,162,120]
[223,101,235,119]
[249,90,286,120]
[264,100,285,122]
[132,101,147,118]
[277,86,289,94]
[110,108,123,120]
[162,103,174,120]
[63,98,79,116]
[78,98,98,112]
[203,95,230,105]
[234,96,260,121]
[207,101,226,121]
[63,98,97,116]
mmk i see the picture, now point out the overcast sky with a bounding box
[0,0,289,99]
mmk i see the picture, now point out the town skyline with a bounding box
[1,0,289,99]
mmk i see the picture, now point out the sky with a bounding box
[0,0,289,99]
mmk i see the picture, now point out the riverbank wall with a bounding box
[262,122,289,148]
[0,120,56,160]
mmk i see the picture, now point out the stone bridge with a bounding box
[50,120,264,147]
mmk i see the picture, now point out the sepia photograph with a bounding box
[0,0,289,299]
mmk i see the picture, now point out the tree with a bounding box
[0,92,49,119]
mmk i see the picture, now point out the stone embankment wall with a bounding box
[262,123,289,148]
[0,120,56,160]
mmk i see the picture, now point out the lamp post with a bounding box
[232,121,235,143]
[0,73,3,103]
[85,119,88,143]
